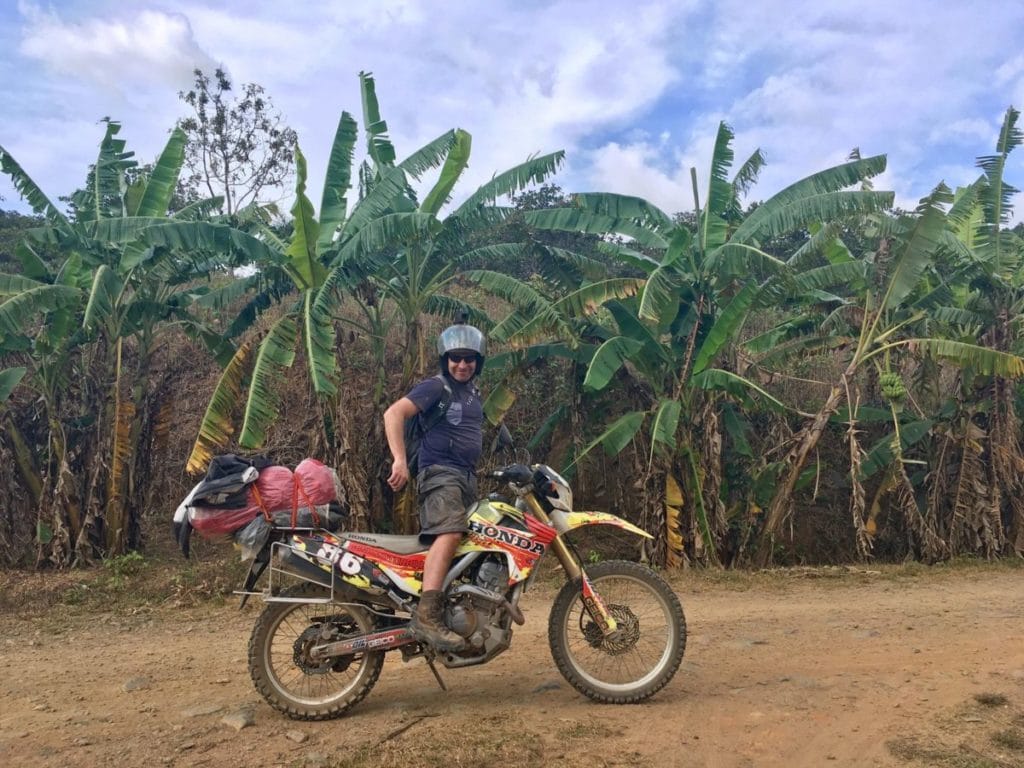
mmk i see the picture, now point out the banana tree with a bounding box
[525,123,893,567]
[185,141,346,466]
[190,72,567,444]
[1,120,256,563]
[461,245,645,478]
[183,106,469,524]
[0,249,95,563]
[916,107,1024,558]
[333,73,570,387]
[753,177,1024,566]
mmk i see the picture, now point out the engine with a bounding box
[473,556,508,593]
[444,557,512,657]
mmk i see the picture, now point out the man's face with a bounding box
[446,349,477,383]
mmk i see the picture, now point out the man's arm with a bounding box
[384,397,420,491]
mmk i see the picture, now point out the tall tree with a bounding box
[177,68,298,215]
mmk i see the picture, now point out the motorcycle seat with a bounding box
[343,532,428,555]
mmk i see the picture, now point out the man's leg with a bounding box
[412,470,470,650]
[421,532,461,591]
[413,532,466,650]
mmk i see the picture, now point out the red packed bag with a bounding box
[189,504,260,536]
[187,463,338,537]
[294,458,338,506]
[251,465,294,512]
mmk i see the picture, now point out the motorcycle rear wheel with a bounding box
[248,584,384,720]
[548,560,686,703]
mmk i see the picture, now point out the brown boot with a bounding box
[411,590,465,651]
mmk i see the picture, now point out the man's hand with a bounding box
[383,396,420,491]
[388,459,410,491]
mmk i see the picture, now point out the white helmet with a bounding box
[437,322,486,375]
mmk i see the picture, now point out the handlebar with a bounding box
[485,464,534,485]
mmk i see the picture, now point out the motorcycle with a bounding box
[239,458,687,720]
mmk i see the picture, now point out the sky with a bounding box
[2,0,1024,224]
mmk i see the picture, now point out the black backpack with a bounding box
[192,453,273,507]
[404,374,453,476]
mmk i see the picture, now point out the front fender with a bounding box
[550,510,653,539]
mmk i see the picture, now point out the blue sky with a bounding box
[3,0,1024,222]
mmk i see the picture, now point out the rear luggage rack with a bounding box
[233,541,340,604]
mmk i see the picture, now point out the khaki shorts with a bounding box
[417,465,476,541]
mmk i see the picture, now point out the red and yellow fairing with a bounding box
[460,500,558,583]
[550,510,652,539]
[292,533,427,595]
[344,539,427,595]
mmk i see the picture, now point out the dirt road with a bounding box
[1,564,1023,768]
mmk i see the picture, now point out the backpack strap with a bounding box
[419,374,453,432]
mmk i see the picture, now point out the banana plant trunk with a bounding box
[755,372,850,567]
[120,338,157,553]
[104,337,131,555]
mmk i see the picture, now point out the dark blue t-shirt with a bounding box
[406,375,483,472]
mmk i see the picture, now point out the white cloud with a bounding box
[995,56,1024,117]
[18,2,214,89]
[587,140,689,214]
[1,115,106,202]
[996,54,1024,85]
[47,0,686,215]
[3,0,1023,226]
[576,0,1024,219]
[929,119,994,146]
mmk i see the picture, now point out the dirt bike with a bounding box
[240,460,687,720]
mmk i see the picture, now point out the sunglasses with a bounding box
[448,353,477,364]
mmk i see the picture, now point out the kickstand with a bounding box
[424,655,448,692]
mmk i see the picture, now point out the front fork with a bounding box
[522,496,619,636]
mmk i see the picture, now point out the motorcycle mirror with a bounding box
[490,423,515,456]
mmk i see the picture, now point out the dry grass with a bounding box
[976,693,1011,708]
[0,540,250,617]
[887,691,1024,768]
[991,729,1024,751]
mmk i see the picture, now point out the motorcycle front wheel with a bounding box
[548,560,686,703]
[248,584,384,720]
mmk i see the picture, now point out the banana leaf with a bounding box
[0,367,26,403]
[421,129,471,216]
[574,410,646,464]
[584,336,643,392]
[858,419,933,480]
[317,112,358,252]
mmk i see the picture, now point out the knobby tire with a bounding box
[548,560,686,703]
[248,583,384,720]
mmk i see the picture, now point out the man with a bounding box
[383,321,486,650]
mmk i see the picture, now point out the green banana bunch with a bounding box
[880,370,906,403]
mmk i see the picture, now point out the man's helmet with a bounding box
[437,322,486,375]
